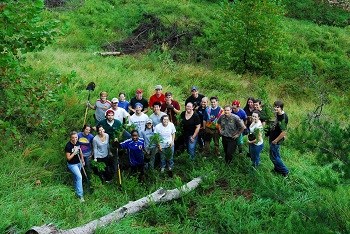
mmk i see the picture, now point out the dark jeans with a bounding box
[269,143,289,175]
[221,135,238,164]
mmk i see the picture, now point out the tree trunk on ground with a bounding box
[26,177,202,234]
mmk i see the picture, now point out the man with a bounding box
[161,92,181,126]
[154,115,176,173]
[129,89,149,115]
[231,100,247,154]
[97,109,122,142]
[87,91,111,125]
[269,100,289,177]
[117,130,145,182]
[217,105,245,164]
[253,98,268,125]
[149,84,165,109]
[203,96,223,157]
[107,97,130,124]
[185,86,205,110]
[129,102,149,135]
[149,101,166,126]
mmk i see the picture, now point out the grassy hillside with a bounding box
[1,0,350,233]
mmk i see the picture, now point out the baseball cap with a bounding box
[232,100,240,107]
[191,86,198,91]
[105,109,114,116]
[136,89,143,94]
[111,97,119,103]
[146,119,153,124]
[155,85,163,90]
[135,102,143,108]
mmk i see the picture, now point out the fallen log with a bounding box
[97,51,122,56]
[26,177,202,234]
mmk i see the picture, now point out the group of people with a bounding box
[64,85,290,201]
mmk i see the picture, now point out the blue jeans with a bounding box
[186,135,198,160]
[67,163,83,198]
[269,143,289,175]
[160,145,174,170]
[250,143,263,167]
[145,147,158,170]
[82,151,91,169]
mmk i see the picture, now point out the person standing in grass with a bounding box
[185,86,205,110]
[217,105,245,164]
[253,98,268,125]
[65,131,85,202]
[140,119,158,170]
[87,91,111,125]
[269,100,289,177]
[130,103,149,135]
[203,96,223,157]
[231,100,247,154]
[117,130,145,182]
[97,109,122,142]
[129,89,149,115]
[149,101,166,126]
[107,97,130,124]
[154,115,176,173]
[149,85,165,110]
[180,102,201,160]
[248,111,264,168]
[78,124,94,176]
[243,97,255,129]
[118,92,129,112]
[93,125,113,183]
[196,97,209,151]
[161,92,181,126]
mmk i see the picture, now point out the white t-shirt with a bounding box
[249,121,263,145]
[106,107,129,123]
[154,122,176,148]
[130,113,149,134]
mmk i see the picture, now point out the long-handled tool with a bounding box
[77,147,93,194]
[116,147,122,187]
[83,82,96,127]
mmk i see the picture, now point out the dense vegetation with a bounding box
[1,0,350,233]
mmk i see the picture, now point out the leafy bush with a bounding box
[198,0,285,76]
[283,0,350,27]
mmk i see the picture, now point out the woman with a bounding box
[154,115,176,173]
[196,97,209,150]
[78,124,94,173]
[92,125,113,183]
[243,97,255,129]
[65,131,85,202]
[88,91,111,125]
[140,119,158,170]
[180,102,201,160]
[248,111,264,168]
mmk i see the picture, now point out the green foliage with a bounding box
[283,0,350,27]
[0,0,60,134]
[290,116,350,179]
[200,0,285,75]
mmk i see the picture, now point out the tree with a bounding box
[0,0,58,132]
[210,0,285,75]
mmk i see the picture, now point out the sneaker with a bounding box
[168,167,172,171]
[218,156,223,159]
[282,173,289,178]
[79,197,85,203]
[105,180,112,184]
[161,168,165,173]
